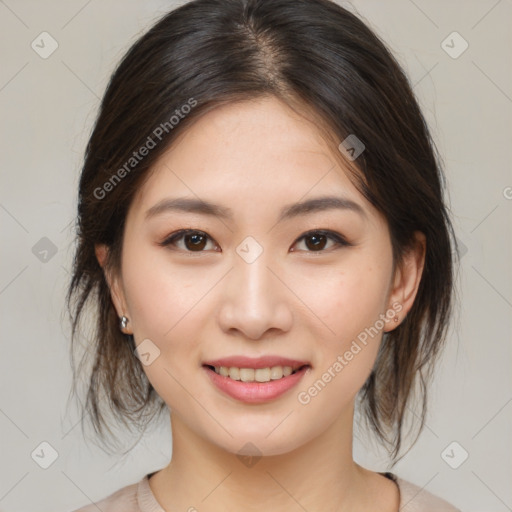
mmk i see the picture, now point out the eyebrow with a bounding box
[145,195,366,222]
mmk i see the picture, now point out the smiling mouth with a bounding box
[203,364,310,383]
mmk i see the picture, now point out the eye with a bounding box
[159,229,219,252]
[159,228,351,254]
[291,230,351,252]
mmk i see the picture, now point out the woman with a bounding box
[67,0,461,510]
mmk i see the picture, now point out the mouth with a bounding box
[202,363,311,403]
[202,363,311,383]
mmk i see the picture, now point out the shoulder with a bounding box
[69,480,140,512]
[395,476,461,512]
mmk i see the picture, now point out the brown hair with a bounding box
[66,0,457,464]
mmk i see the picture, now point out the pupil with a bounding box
[186,233,206,251]
[306,234,326,251]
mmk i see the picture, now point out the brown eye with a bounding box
[291,230,351,252]
[304,233,328,251]
[183,232,207,251]
[159,229,218,252]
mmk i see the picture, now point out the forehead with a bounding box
[129,96,375,222]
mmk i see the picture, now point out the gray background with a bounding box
[0,1,511,510]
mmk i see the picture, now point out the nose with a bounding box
[216,247,293,340]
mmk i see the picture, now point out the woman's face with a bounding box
[103,96,419,457]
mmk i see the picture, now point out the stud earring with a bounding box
[119,315,129,332]
[394,316,399,323]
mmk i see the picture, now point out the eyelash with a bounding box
[158,229,352,254]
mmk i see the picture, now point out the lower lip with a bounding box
[203,365,310,403]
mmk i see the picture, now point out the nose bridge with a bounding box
[233,237,276,313]
[238,247,274,303]
[217,237,292,338]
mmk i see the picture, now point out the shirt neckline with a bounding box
[138,471,402,512]
[138,472,165,512]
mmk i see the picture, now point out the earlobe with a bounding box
[384,231,426,332]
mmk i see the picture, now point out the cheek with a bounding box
[120,246,210,406]
[292,255,392,397]
[293,257,391,343]
[121,241,193,332]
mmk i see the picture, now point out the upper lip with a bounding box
[202,356,310,370]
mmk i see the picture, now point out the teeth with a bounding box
[213,365,298,382]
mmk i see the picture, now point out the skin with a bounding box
[96,96,425,512]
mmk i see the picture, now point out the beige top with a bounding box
[71,471,461,511]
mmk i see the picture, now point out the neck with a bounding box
[148,403,389,512]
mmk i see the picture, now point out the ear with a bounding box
[384,231,426,332]
[95,244,130,330]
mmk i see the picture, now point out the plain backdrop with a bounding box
[0,1,511,511]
